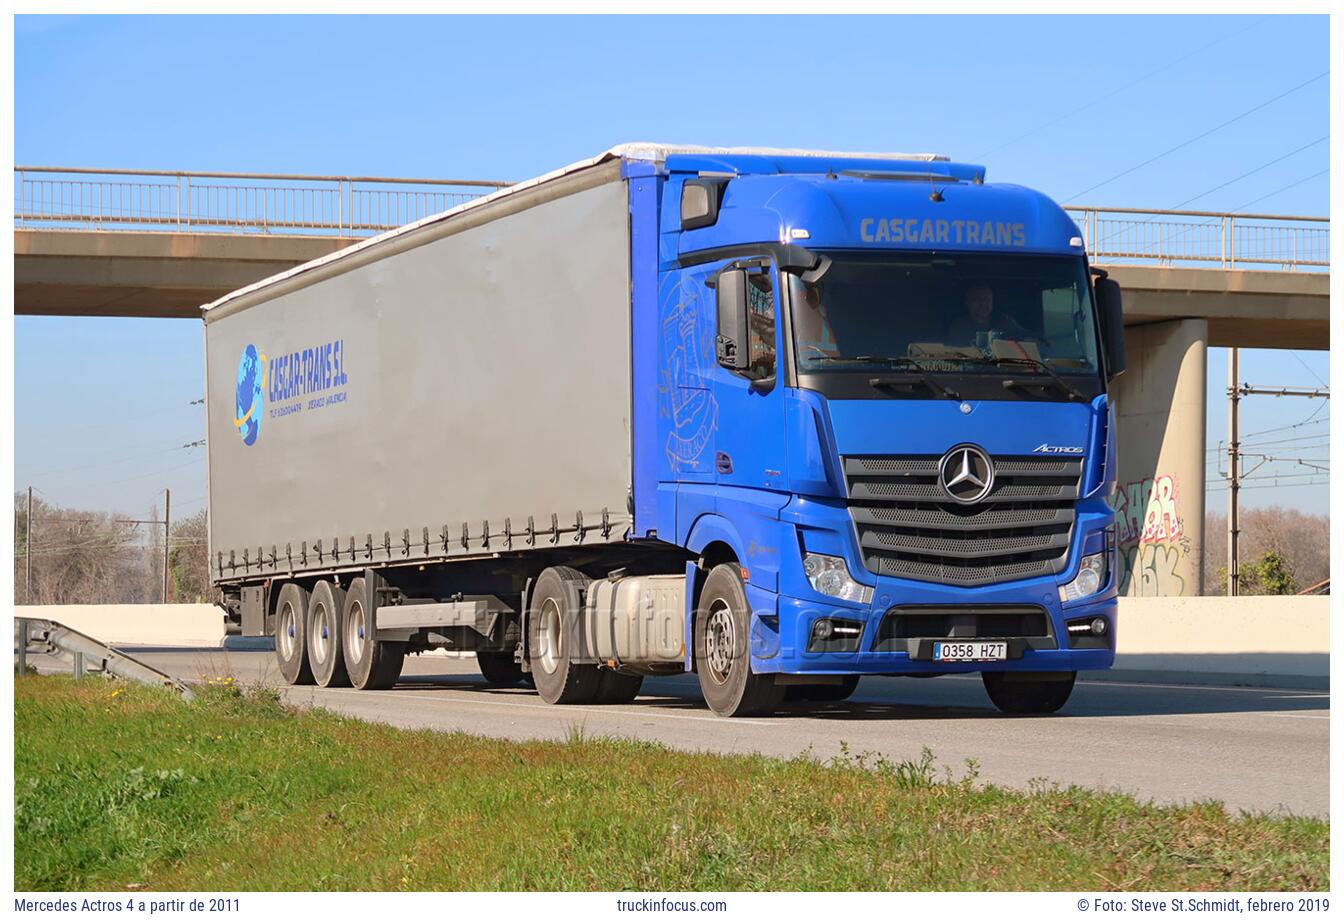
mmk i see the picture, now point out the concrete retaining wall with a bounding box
[15,604,229,649]
[1105,595,1328,689]
[16,596,1330,688]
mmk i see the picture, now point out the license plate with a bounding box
[933,641,1008,662]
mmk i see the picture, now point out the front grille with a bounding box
[843,453,1081,586]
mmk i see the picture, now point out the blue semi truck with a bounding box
[205,144,1126,717]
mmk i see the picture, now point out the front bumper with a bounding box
[751,588,1116,676]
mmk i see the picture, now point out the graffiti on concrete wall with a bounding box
[1108,473,1191,596]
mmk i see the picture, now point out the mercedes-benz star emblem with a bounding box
[938,445,995,504]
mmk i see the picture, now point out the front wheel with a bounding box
[982,671,1076,714]
[695,564,782,718]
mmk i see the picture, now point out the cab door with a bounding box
[710,258,788,495]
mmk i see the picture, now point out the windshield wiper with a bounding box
[876,357,960,399]
[992,356,1089,402]
[803,354,961,399]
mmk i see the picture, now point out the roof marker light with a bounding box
[790,228,811,240]
[1069,236,1084,248]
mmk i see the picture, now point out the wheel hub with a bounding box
[705,601,736,686]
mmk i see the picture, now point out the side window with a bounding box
[745,271,776,380]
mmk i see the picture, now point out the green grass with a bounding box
[14,674,1327,892]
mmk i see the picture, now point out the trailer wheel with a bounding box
[342,577,405,691]
[695,564,783,717]
[307,580,350,688]
[786,676,860,704]
[593,670,643,704]
[528,566,600,705]
[275,583,314,686]
[476,650,524,686]
[982,671,1076,714]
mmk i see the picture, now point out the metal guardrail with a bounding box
[13,168,1329,269]
[14,166,511,237]
[1065,206,1329,271]
[15,616,196,698]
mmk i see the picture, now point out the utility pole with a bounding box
[25,485,33,605]
[1225,350,1329,596]
[162,488,171,604]
[1226,349,1239,597]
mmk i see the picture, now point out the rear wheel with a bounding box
[307,580,349,688]
[274,583,314,686]
[342,577,405,691]
[982,670,1076,714]
[786,675,860,703]
[476,649,524,686]
[695,564,782,717]
[528,566,601,705]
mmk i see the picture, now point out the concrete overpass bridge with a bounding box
[12,167,1330,598]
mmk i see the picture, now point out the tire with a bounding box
[528,566,601,705]
[342,577,405,691]
[307,580,349,688]
[695,564,783,717]
[476,649,524,686]
[982,670,1076,714]
[786,675,861,703]
[593,670,643,704]
[274,583,314,686]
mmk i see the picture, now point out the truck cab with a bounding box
[642,150,1126,715]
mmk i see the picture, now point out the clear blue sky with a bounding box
[14,13,1330,520]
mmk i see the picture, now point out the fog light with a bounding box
[808,617,864,652]
[1090,617,1108,636]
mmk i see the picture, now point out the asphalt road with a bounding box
[37,648,1329,817]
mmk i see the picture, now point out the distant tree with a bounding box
[169,508,211,603]
[15,491,153,605]
[1241,548,1298,596]
[1204,506,1327,595]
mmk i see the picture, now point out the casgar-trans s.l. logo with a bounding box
[235,344,266,446]
[234,338,349,447]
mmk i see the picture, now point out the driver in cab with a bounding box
[946,283,1034,347]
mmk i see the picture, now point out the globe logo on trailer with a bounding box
[235,344,266,446]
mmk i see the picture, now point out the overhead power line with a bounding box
[1066,70,1328,202]
[974,16,1269,160]
[1227,168,1329,212]
[1169,135,1328,210]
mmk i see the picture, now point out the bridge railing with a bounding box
[1065,206,1328,271]
[14,168,1329,270]
[14,167,511,237]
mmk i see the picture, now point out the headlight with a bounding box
[1058,551,1107,603]
[802,553,874,604]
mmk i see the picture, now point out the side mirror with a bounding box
[1096,277,1127,379]
[716,269,749,371]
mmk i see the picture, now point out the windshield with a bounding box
[789,252,1104,400]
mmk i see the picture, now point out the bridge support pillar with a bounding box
[1111,318,1207,596]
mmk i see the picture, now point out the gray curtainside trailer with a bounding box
[205,153,664,696]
